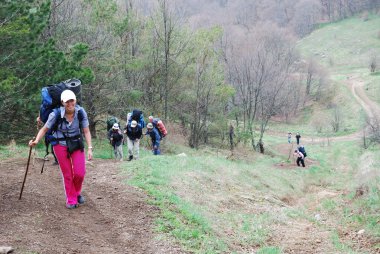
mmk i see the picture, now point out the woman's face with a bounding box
[64,99,76,112]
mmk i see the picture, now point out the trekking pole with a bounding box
[19,137,35,200]
[40,150,48,174]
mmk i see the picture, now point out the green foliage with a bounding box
[125,156,228,253]
[84,0,117,24]
[0,0,93,143]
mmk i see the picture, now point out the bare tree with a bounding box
[292,0,321,37]
[367,117,380,145]
[304,57,330,100]
[330,104,343,132]
[370,55,377,73]
[150,0,190,120]
[227,23,299,151]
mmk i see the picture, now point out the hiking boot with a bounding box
[127,155,133,161]
[66,204,78,209]
[77,195,85,204]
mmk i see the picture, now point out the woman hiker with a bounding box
[29,90,93,209]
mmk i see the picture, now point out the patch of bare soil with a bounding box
[269,219,334,254]
[274,143,319,170]
[0,157,185,254]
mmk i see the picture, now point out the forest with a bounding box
[1,0,379,149]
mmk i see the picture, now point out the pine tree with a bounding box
[0,0,93,142]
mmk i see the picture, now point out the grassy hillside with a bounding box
[119,16,380,253]
[270,15,380,137]
[299,14,380,104]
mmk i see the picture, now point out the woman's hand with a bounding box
[28,139,38,147]
[87,148,93,161]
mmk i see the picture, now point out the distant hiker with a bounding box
[148,115,168,138]
[294,149,305,167]
[146,122,161,155]
[288,132,292,143]
[298,145,307,158]
[29,90,92,209]
[128,109,145,128]
[106,116,119,132]
[229,125,235,151]
[124,120,142,161]
[296,132,301,145]
[108,123,124,161]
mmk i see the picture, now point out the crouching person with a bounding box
[294,149,305,167]
[146,122,161,155]
[124,120,142,161]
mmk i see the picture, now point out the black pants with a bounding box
[297,157,305,167]
[296,138,300,145]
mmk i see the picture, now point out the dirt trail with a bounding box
[0,158,185,254]
[270,75,380,145]
[269,75,380,253]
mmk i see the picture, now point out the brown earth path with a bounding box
[268,75,379,253]
[0,157,186,254]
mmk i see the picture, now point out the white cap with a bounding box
[112,123,119,130]
[147,123,153,129]
[131,120,137,128]
[61,90,76,103]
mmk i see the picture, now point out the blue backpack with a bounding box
[39,79,82,123]
[128,109,145,128]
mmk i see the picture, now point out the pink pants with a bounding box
[53,144,86,205]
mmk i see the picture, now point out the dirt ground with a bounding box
[0,157,185,254]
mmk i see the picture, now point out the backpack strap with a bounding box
[51,107,84,132]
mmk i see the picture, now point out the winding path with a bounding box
[301,75,379,144]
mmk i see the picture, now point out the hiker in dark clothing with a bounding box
[296,132,301,145]
[108,123,124,161]
[146,122,161,155]
[124,120,142,161]
[294,149,305,167]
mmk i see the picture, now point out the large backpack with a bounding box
[39,78,82,123]
[298,146,307,157]
[151,118,167,138]
[129,109,145,128]
[107,116,119,131]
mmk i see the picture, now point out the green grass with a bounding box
[122,149,311,253]
[256,246,282,254]
[298,14,380,117]
[299,15,380,71]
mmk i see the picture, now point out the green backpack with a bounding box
[107,116,119,131]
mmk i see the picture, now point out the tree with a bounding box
[292,0,321,37]
[304,57,330,100]
[0,0,93,142]
[175,27,233,149]
[330,104,342,132]
[149,0,190,120]
[370,55,377,73]
[227,23,299,151]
